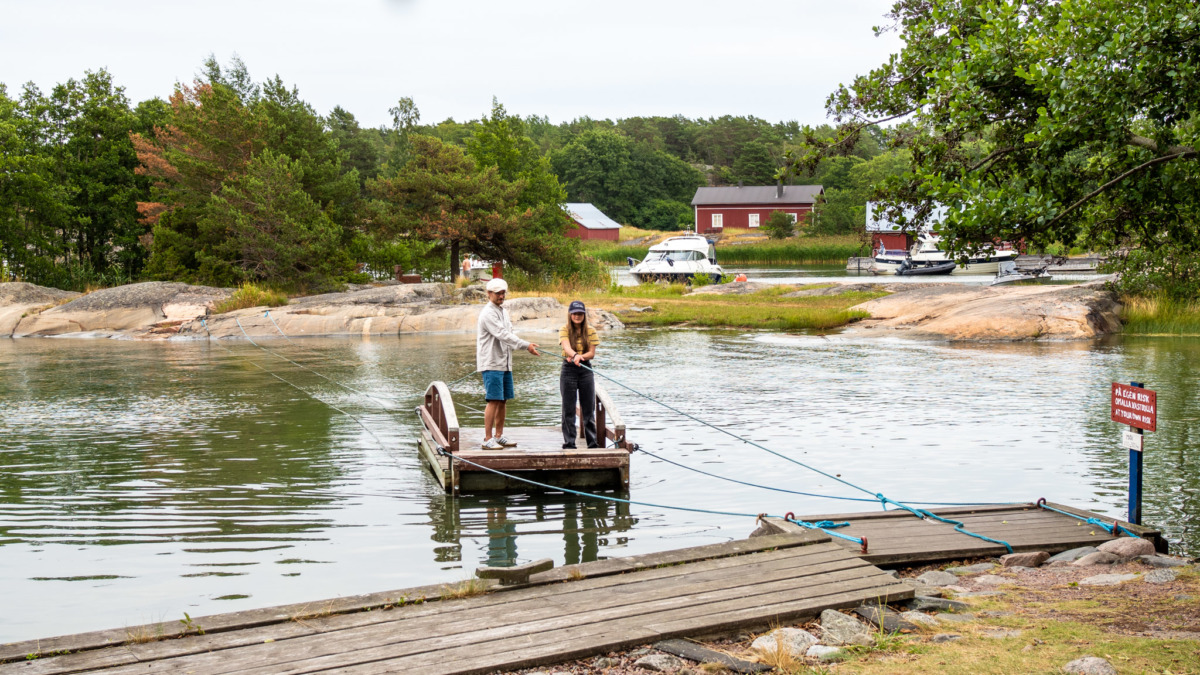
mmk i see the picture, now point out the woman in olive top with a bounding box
[559,300,600,449]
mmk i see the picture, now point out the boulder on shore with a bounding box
[12,282,231,338]
[0,282,81,337]
[180,284,624,339]
[848,281,1121,340]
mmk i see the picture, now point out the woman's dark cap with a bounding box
[568,300,587,314]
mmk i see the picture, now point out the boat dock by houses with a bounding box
[1,503,1163,675]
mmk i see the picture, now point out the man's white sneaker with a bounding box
[495,435,518,447]
[481,438,503,450]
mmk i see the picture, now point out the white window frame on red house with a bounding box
[748,213,759,228]
[712,213,723,229]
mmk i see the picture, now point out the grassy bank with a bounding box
[527,282,886,332]
[583,230,866,265]
[1121,295,1200,336]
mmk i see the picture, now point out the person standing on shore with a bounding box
[558,300,600,449]
[477,278,539,450]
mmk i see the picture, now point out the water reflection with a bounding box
[2,329,1199,644]
[427,492,635,568]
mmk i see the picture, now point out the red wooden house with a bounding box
[691,185,823,234]
[865,202,946,254]
[564,203,622,241]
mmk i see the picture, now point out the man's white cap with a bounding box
[485,278,508,293]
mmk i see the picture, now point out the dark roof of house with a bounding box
[691,185,824,206]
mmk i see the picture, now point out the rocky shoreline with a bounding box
[0,278,1123,341]
[0,281,624,340]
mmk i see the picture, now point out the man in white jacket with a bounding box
[476,278,540,449]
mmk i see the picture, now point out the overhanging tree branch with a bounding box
[1045,150,1199,230]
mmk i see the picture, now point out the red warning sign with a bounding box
[1111,383,1157,432]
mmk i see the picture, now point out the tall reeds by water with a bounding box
[1121,295,1200,335]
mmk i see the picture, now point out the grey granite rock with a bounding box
[806,645,845,661]
[982,628,1023,638]
[1079,573,1137,586]
[1144,568,1180,584]
[900,611,940,627]
[1097,537,1156,558]
[750,627,819,657]
[1000,551,1049,568]
[930,633,962,643]
[1063,656,1118,675]
[1073,551,1122,566]
[634,653,686,672]
[906,596,972,612]
[936,612,977,623]
[974,574,1008,586]
[917,570,959,587]
[1139,555,1191,568]
[1046,546,1098,563]
[819,609,873,646]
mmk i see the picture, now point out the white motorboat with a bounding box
[871,233,1018,275]
[990,260,1053,286]
[628,235,725,284]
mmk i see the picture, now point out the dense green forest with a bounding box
[0,57,904,292]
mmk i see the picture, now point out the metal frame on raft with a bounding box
[415,380,633,495]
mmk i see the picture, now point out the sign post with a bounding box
[1111,382,1156,525]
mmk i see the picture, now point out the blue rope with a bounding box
[202,318,393,453]
[435,443,864,545]
[1036,501,1140,538]
[575,360,1020,542]
[876,494,1014,553]
[236,316,396,408]
[637,446,1022,507]
[785,516,863,547]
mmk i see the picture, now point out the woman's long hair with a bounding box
[567,309,589,355]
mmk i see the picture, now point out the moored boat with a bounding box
[628,235,725,284]
[872,233,1018,275]
[991,260,1053,286]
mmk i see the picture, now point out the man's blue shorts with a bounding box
[481,370,515,401]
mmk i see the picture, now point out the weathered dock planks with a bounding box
[0,532,910,675]
[761,502,1166,565]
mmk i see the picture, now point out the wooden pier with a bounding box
[0,504,1165,675]
[759,502,1167,565]
[416,381,633,494]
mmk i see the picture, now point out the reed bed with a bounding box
[534,284,885,332]
[1120,295,1200,335]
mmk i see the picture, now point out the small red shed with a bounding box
[865,202,946,254]
[564,203,622,241]
[691,185,823,234]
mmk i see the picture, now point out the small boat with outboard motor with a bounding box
[893,259,957,276]
[872,233,1018,275]
[990,260,1053,286]
[627,235,724,284]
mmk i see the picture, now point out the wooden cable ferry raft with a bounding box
[415,380,633,494]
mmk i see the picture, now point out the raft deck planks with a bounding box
[416,381,632,494]
[0,532,911,675]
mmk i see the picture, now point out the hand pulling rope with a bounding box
[1036,498,1139,538]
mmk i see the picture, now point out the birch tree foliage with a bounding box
[791,0,1200,289]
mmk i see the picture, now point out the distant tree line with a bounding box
[0,56,906,291]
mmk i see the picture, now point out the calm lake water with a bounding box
[610,263,1108,286]
[1,328,1198,642]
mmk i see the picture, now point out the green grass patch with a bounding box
[213,283,290,314]
[532,284,886,332]
[1121,294,1200,336]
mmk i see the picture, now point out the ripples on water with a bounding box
[1,331,1197,642]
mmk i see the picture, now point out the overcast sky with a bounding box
[1,0,903,128]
